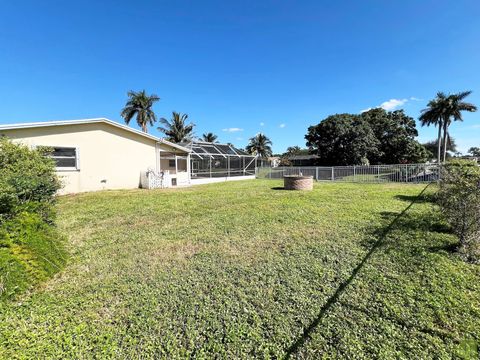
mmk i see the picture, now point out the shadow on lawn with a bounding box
[284,184,434,358]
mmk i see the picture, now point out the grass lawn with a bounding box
[1,180,479,358]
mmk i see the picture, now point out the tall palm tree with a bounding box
[440,91,477,162]
[246,133,273,158]
[420,91,477,163]
[202,132,218,143]
[121,90,160,133]
[419,92,447,164]
[157,112,195,143]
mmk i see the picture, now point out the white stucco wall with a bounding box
[1,123,160,194]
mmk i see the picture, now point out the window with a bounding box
[51,147,78,170]
[169,159,176,168]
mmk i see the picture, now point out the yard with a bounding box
[0,180,479,358]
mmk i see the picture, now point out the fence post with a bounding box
[331,167,334,181]
[353,165,356,182]
[316,167,319,181]
[405,164,408,183]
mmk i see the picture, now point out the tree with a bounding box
[121,90,160,133]
[419,92,446,164]
[246,133,273,158]
[423,137,457,160]
[420,91,477,163]
[440,91,477,162]
[469,147,480,157]
[157,112,195,143]
[361,108,428,164]
[202,132,218,143]
[284,146,309,156]
[305,114,380,166]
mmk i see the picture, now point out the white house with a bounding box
[0,118,192,194]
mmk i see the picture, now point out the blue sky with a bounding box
[1,0,479,153]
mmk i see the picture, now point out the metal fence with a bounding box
[256,163,440,183]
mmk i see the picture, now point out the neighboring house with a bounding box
[0,118,191,194]
[268,156,280,167]
[287,154,319,166]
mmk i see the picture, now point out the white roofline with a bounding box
[0,118,191,153]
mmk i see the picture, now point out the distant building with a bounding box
[286,154,319,166]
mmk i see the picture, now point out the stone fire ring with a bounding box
[283,175,314,190]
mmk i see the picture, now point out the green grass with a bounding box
[0,212,67,302]
[0,180,479,358]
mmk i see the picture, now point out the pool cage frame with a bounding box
[180,141,258,179]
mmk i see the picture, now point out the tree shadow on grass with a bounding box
[394,192,437,204]
[283,184,434,359]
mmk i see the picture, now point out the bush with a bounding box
[0,137,66,300]
[0,137,61,221]
[437,159,480,262]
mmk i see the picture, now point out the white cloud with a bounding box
[279,123,286,128]
[379,98,408,111]
[470,124,480,129]
[236,137,243,141]
[260,122,265,126]
[360,97,412,113]
[222,127,243,132]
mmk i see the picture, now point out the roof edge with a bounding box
[0,118,191,152]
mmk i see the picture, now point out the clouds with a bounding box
[361,96,422,113]
[222,127,243,132]
[379,98,408,111]
[279,123,286,128]
[260,122,265,126]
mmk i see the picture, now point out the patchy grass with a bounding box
[0,180,479,358]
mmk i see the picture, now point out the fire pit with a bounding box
[283,175,314,190]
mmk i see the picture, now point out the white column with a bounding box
[175,154,178,175]
[187,153,191,184]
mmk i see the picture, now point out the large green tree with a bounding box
[468,147,480,157]
[246,133,273,158]
[157,112,195,143]
[121,90,160,133]
[305,114,380,166]
[361,108,428,164]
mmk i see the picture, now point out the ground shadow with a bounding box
[283,184,433,359]
[271,187,287,191]
[394,192,437,204]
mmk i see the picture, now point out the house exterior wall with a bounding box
[1,123,159,194]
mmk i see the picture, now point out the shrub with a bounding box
[437,159,480,262]
[0,137,61,221]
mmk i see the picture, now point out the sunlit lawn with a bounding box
[1,180,479,358]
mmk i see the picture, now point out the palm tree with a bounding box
[157,112,195,143]
[246,133,273,158]
[420,91,477,163]
[420,92,447,164]
[202,132,218,143]
[440,91,477,162]
[121,90,160,133]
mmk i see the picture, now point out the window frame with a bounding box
[49,146,80,171]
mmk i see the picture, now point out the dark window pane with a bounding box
[55,157,76,168]
[53,147,76,157]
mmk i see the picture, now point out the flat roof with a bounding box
[0,118,191,153]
